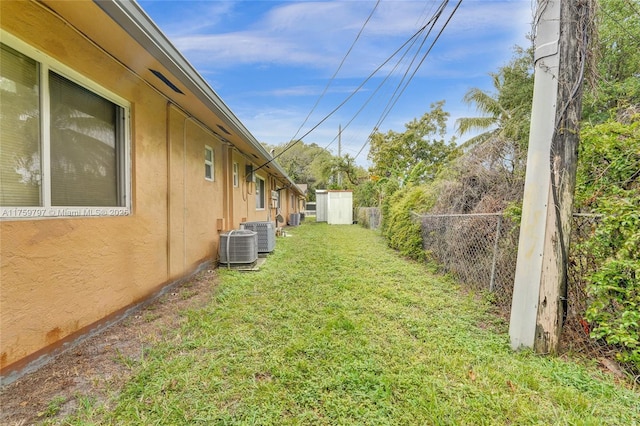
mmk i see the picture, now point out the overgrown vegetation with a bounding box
[364,1,639,372]
[381,184,434,260]
[573,0,640,368]
[578,115,640,365]
[57,223,639,424]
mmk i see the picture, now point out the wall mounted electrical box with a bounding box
[245,165,254,182]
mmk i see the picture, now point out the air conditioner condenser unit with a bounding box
[219,230,258,265]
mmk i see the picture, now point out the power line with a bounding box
[355,0,463,161]
[368,1,450,134]
[276,1,381,161]
[623,0,640,18]
[319,2,444,155]
[255,4,447,172]
[340,0,449,159]
[600,2,640,44]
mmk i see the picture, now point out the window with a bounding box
[0,43,40,207]
[204,145,214,181]
[256,176,265,209]
[0,34,130,218]
[233,162,239,187]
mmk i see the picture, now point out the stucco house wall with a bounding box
[0,0,302,382]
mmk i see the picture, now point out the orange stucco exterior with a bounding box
[0,0,303,381]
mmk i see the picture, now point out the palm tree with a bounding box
[455,47,534,150]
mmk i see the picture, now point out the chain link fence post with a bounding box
[489,215,502,293]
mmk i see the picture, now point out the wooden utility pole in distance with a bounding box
[337,124,343,187]
[510,0,590,354]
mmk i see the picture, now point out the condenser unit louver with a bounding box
[219,230,258,265]
[289,213,300,226]
[240,221,275,253]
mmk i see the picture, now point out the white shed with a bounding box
[316,190,328,222]
[327,190,353,225]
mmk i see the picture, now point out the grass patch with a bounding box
[68,222,639,424]
[39,395,66,418]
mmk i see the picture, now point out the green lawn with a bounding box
[65,221,638,425]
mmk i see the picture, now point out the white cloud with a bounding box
[167,1,428,69]
[172,0,531,81]
[139,0,237,36]
[172,32,317,65]
[140,0,534,167]
[445,0,533,35]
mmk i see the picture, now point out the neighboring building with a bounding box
[0,0,303,383]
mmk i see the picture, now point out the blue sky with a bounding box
[138,0,533,166]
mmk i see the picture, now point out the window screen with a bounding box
[49,72,120,206]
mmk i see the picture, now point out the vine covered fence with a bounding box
[356,207,382,230]
[412,212,517,310]
[410,211,634,376]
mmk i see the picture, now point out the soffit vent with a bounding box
[217,124,231,135]
[149,69,184,94]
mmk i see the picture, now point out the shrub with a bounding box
[382,185,435,260]
[578,115,640,367]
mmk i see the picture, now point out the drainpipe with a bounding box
[166,102,172,279]
[183,115,195,272]
[221,143,229,231]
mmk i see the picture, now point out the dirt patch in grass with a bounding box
[0,269,219,425]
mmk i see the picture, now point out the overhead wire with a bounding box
[354,0,464,161]
[300,0,454,162]
[291,0,380,141]
[254,1,452,173]
[367,1,450,135]
[262,0,380,167]
[318,1,443,155]
[623,0,640,18]
[600,2,640,44]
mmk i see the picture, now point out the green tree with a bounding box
[352,179,379,207]
[368,101,458,186]
[319,154,367,189]
[455,46,534,149]
[263,141,335,197]
[583,0,640,122]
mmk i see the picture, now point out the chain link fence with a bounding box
[356,207,382,230]
[357,208,635,376]
[412,212,519,314]
[412,211,636,377]
[562,214,621,367]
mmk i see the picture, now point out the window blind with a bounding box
[0,44,41,206]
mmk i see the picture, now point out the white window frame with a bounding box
[0,31,131,220]
[232,162,239,187]
[255,175,265,210]
[204,145,214,181]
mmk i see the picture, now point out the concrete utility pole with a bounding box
[510,0,589,353]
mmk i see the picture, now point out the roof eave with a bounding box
[93,0,300,193]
